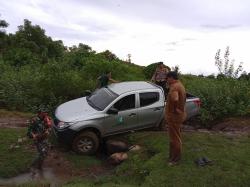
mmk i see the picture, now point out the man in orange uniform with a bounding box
[165,71,187,165]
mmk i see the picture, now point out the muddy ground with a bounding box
[0,115,250,186]
[0,116,115,186]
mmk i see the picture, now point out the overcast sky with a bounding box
[1,0,250,75]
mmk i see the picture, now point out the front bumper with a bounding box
[53,125,77,145]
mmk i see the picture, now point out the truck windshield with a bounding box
[87,88,118,111]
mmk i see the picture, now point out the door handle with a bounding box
[129,113,136,117]
[154,108,161,111]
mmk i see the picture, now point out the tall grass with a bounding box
[0,59,145,112]
[182,75,250,126]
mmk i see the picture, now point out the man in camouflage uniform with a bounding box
[97,71,118,88]
[27,110,52,170]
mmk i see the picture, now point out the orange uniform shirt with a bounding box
[166,80,187,123]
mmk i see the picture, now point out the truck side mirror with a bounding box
[107,108,118,115]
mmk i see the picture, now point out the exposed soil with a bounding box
[43,149,113,180]
[211,116,250,133]
[0,117,28,128]
[182,116,250,134]
[0,115,114,185]
[43,150,77,181]
[0,143,114,186]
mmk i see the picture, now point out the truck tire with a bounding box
[72,131,99,155]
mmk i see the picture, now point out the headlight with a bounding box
[57,121,73,129]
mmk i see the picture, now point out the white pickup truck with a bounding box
[54,81,201,154]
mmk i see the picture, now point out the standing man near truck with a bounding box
[165,71,187,166]
[151,62,169,97]
[97,71,118,88]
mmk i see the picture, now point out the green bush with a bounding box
[0,58,145,112]
[143,63,158,80]
[182,75,250,126]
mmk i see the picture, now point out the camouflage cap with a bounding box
[37,106,49,113]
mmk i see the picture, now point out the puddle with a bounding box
[0,168,63,186]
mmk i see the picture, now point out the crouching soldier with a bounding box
[27,109,52,170]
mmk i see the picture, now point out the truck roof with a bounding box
[108,81,160,95]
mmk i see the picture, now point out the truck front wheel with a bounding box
[72,131,99,155]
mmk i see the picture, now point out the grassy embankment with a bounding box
[0,128,34,178]
[63,131,250,187]
[1,125,250,186]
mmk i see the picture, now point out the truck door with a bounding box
[137,92,164,128]
[103,94,138,135]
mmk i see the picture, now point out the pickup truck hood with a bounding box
[55,97,100,122]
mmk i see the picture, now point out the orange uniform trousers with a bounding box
[167,114,186,162]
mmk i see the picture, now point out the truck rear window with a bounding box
[139,92,159,107]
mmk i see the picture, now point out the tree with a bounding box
[172,65,181,74]
[99,50,118,61]
[238,71,250,80]
[0,19,8,32]
[0,15,9,35]
[215,46,243,78]
[0,17,9,55]
[78,43,93,53]
[207,74,215,79]
[2,19,65,66]
[65,43,96,68]
[143,63,158,79]
[127,54,131,63]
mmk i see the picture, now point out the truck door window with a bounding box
[113,94,135,111]
[139,92,159,107]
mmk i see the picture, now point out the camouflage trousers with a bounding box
[31,140,49,169]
